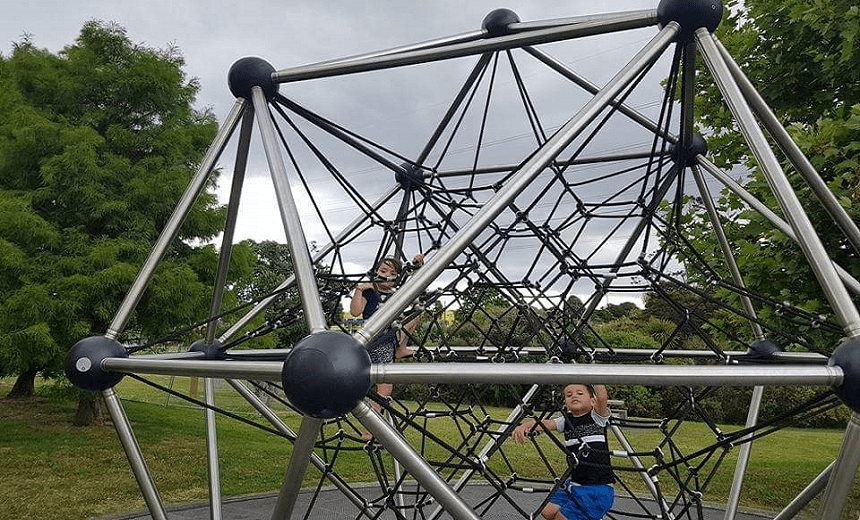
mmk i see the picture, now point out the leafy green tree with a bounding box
[695,0,860,167]
[0,22,248,422]
[682,0,860,350]
[592,301,640,323]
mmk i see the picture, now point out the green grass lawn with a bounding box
[1,377,859,520]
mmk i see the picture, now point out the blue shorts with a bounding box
[549,482,613,520]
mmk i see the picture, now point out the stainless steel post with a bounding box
[272,12,658,83]
[772,462,833,520]
[353,400,482,520]
[723,385,764,520]
[217,186,400,342]
[691,165,764,339]
[374,362,842,387]
[609,424,674,519]
[713,35,860,258]
[205,106,255,344]
[251,87,327,333]
[270,416,324,520]
[226,379,370,514]
[817,413,860,519]
[102,388,168,520]
[203,377,223,519]
[698,156,860,295]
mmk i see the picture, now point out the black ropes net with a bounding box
[115,19,854,520]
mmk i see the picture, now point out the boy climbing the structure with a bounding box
[512,383,614,520]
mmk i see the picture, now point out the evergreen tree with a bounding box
[0,22,252,422]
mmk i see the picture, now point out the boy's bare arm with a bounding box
[593,384,609,417]
[512,418,557,443]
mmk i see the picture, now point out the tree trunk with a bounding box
[6,367,38,398]
[73,391,107,427]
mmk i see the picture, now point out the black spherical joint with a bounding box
[747,338,782,360]
[829,338,860,413]
[228,57,278,101]
[669,133,709,167]
[657,0,723,43]
[482,9,520,37]
[189,339,226,360]
[282,331,371,419]
[65,336,128,391]
[395,162,425,191]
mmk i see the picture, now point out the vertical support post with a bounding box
[203,377,223,519]
[270,417,324,520]
[722,386,764,520]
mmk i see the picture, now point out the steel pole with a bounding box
[272,11,658,83]
[723,385,764,520]
[772,462,833,520]
[352,401,482,520]
[226,380,371,514]
[205,106,255,344]
[217,186,401,342]
[203,377,223,519]
[817,413,860,519]
[270,417,324,520]
[713,35,860,258]
[102,388,168,520]
[100,357,844,388]
[698,156,860,296]
[251,87,327,332]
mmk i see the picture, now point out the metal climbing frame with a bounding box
[65,1,860,520]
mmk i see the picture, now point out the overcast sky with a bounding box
[3,1,715,306]
[2,0,669,239]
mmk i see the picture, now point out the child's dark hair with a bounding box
[378,257,403,275]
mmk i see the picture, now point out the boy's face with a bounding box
[563,384,594,416]
[375,261,398,288]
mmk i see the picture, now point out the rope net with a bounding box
[115,8,857,520]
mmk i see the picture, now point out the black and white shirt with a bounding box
[553,409,614,485]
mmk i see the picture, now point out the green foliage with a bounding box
[0,22,232,390]
[674,0,860,352]
[592,317,661,350]
[591,301,640,323]
[610,385,664,418]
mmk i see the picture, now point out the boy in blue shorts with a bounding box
[512,384,614,520]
